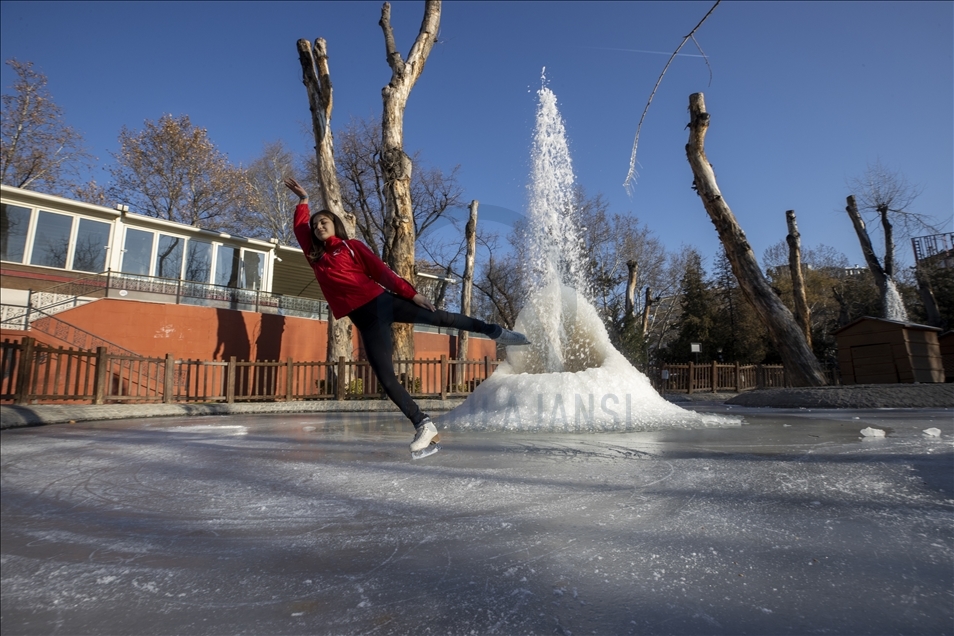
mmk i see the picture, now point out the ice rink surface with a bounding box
[2,405,952,636]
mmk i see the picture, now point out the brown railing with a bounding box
[653,361,789,393]
[1,338,500,405]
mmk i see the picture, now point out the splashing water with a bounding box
[884,278,909,322]
[441,81,737,431]
[522,84,591,373]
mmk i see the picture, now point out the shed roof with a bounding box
[833,315,942,335]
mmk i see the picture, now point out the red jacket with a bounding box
[293,203,417,319]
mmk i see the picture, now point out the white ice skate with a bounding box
[493,327,531,346]
[410,418,441,460]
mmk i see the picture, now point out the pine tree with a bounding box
[663,250,717,362]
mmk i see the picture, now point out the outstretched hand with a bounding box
[283,177,308,200]
[412,294,436,312]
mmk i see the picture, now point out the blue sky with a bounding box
[2,1,951,271]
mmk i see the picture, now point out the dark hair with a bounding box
[307,210,350,263]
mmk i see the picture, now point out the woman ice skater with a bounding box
[285,178,530,458]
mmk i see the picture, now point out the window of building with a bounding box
[184,240,212,283]
[215,245,240,288]
[30,210,72,269]
[0,203,31,263]
[72,218,111,273]
[155,234,184,279]
[121,228,154,275]
[243,250,264,290]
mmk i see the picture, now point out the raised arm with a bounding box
[286,177,314,255]
[284,177,309,202]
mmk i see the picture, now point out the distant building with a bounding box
[0,185,494,361]
[912,233,953,270]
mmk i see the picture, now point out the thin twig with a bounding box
[623,0,721,195]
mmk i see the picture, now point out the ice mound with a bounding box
[440,82,738,433]
[441,285,738,432]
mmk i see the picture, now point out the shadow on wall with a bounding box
[255,314,286,362]
[214,309,251,362]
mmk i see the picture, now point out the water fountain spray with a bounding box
[441,79,737,431]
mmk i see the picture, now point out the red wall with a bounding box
[6,298,498,362]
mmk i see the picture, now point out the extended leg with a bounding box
[349,301,427,427]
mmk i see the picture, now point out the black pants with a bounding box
[348,293,497,427]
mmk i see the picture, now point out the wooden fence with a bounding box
[1,338,500,405]
[653,361,790,393]
[1,338,820,406]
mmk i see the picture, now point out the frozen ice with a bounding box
[923,427,942,437]
[2,409,951,636]
[860,427,886,437]
[884,279,909,322]
[441,83,737,433]
[443,284,734,431]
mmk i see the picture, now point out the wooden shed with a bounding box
[939,331,954,382]
[834,317,944,384]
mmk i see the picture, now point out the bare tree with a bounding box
[1,59,92,195]
[331,117,462,262]
[845,161,937,322]
[785,209,811,347]
[378,0,441,361]
[572,187,668,344]
[457,200,478,360]
[296,37,355,364]
[685,93,826,386]
[474,248,523,331]
[240,140,298,244]
[109,114,244,229]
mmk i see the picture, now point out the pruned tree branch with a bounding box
[623,0,720,194]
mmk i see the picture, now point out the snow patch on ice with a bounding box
[922,428,941,437]
[168,425,247,436]
[860,427,886,437]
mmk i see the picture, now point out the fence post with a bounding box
[286,357,294,401]
[226,356,236,403]
[484,355,490,382]
[688,361,695,394]
[712,360,718,393]
[93,346,108,404]
[14,337,35,405]
[336,356,346,400]
[756,364,764,389]
[440,355,448,400]
[163,353,175,404]
[734,361,741,392]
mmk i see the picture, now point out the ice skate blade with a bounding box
[411,443,442,460]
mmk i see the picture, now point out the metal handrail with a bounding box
[3,269,331,325]
[18,305,141,358]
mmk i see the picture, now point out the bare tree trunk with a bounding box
[845,195,908,320]
[458,200,478,360]
[845,195,888,295]
[785,209,811,348]
[641,287,654,336]
[625,260,638,317]
[914,265,943,327]
[878,205,895,278]
[685,93,825,386]
[378,0,441,361]
[297,37,356,363]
